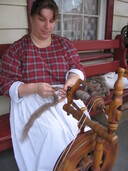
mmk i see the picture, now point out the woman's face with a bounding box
[31,8,56,40]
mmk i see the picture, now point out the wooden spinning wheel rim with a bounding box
[54,130,96,171]
[54,130,118,171]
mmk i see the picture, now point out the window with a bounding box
[54,0,107,40]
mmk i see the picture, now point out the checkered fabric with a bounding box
[1,34,86,96]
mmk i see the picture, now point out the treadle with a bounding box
[0,113,12,151]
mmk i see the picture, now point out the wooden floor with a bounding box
[0,110,128,171]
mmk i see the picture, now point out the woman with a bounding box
[1,0,90,170]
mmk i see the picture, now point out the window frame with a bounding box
[54,0,107,40]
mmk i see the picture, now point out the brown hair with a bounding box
[31,0,58,21]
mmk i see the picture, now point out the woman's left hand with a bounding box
[64,73,80,90]
[57,73,80,102]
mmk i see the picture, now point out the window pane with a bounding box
[53,15,61,36]
[84,0,98,15]
[63,15,82,40]
[53,0,103,40]
[65,1,83,14]
[55,0,62,12]
[83,17,97,40]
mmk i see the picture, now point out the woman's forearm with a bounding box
[18,82,57,98]
[18,83,38,98]
[18,73,81,98]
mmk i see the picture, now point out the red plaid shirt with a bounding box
[1,34,86,96]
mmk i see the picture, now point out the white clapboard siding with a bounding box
[0,5,28,29]
[114,0,128,17]
[0,0,28,114]
[113,16,128,31]
[0,0,27,6]
[112,0,128,38]
[0,29,28,44]
[0,0,28,44]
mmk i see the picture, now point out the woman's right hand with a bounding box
[36,82,56,98]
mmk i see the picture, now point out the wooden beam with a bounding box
[105,0,114,39]
[27,0,34,33]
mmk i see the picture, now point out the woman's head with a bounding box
[31,0,58,21]
[30,0,59,42]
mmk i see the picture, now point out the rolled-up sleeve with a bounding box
[62,38,86,80]
[9,81,24,103]
[65,69,84,80]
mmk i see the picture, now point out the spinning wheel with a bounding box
[54,67,125,171]
[54,131,118,171]
[121,24,128,47]
[121,24,128,64]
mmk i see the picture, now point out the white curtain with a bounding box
[55,0,82,12]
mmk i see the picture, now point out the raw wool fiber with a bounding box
[84,75,110,99]
[21,93,59,141]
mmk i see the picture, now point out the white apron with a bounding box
[9,82,90,171]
